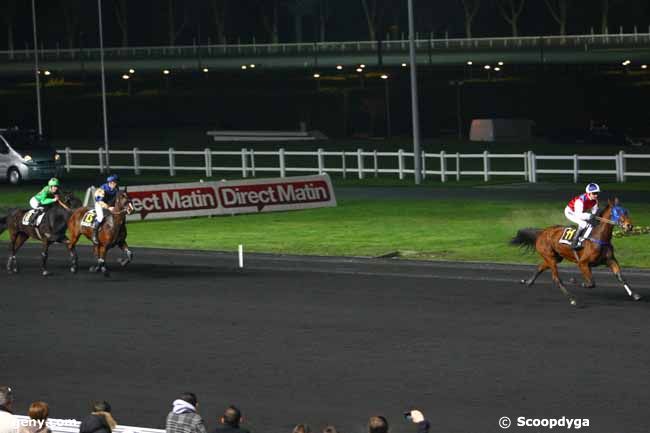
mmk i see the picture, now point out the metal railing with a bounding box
[3,32,649,61]
[57,147,650,183]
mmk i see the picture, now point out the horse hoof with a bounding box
[70,266,77,274]
[519,279,526,285]
[89,266,98,273]
[581,282,595,289]
[633,293,642,301]
[42,270,50,277]
[569,298,578,307]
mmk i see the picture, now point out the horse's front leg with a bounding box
[117,240,133,267]
[549,259,577,306]
[608,258,642,301]
[41,241,52,277]
[578,260,595,288]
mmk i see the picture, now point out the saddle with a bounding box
[22,209,46,227]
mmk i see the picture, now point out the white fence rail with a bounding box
[57,147,650,183]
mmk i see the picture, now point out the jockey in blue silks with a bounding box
[92,174,119,244]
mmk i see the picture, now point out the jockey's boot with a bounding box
[571,227,584,250]
[92,220,101,245]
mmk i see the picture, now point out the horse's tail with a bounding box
[510,228,543,251]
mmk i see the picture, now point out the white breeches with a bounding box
[564,206,590,229]
[95,203,105,223]
[29,197,41,209]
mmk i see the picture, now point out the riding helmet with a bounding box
[107,174,119,183]
[585,183,600,193]
[48,178,60,187]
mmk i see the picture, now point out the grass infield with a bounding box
[1,183,649,268]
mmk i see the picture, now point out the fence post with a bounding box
[357,148,364,179]
[373,150,379,178]
[523,152,528,181]
[529,151,537,183]
[421,150,426,179]
[440,151,446,183]
[65,147,71,173]
[241,148,248,178]
[618,150,626,182]
[456,152,460,181]
[133,147,141,175]
[204,148,212,177]
[168,147,176,176]
[573,154,579,183]
[318,148,325,175]
[341,151,347,179]
[249,149,256,177]
[483,150,490,182]
[279,148,286,177]
[398,149,404,180]
[98,147,105,174]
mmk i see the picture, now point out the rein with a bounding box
[57,200,72,211]
[594,216,618,226]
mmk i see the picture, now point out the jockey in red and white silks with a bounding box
[564,183,600,248]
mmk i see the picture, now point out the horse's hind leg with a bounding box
[578,260,595,288]
[7,232,28,274]
[548,259,577,306]
[68,232,81,274]
[607,258,642,301]
[117,240,133,267]
[521,262,549,287]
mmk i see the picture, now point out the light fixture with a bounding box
[494,67,501,72]
[381,74,389,80]
[44,70,51,76]
[401,63,407,67]
[129,68,135,74]
[360,64,366,68]
[241,65,247,70]
[163,69,170,75]
[622,60,631,66]
[336,65,343,70]
[467,61,473,65]
[249,64,256,68]
[498,61,504,66]
[484,65,491,70]
[23,155,33,162]
[54,153,61,161]
[121,74,130,80]
[356,68,363,72]
[203,68,209,73]
[313,73,321,78]
[641,65,648,69]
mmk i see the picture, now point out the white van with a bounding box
[0,128,63,184]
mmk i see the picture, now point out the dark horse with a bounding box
[0,192,82,276]
[67,190,134,277]
[511,199,641,306]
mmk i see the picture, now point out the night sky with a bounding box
[1,0,649,50]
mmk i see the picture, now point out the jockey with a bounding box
[92,174,119,244]
[28,178,60,224]
[564,183,600,250]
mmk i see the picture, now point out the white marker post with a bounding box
[238,244,244,269]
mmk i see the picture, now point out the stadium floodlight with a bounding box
[360,64,366,68]
[129,68,135,74]
[313,73,321,78]
[642,65,648,69]
[44,70,51,76]
[381,74,389,80]
[467,61,473,65]
[622,60,631,66]
[241,65,247,70]
[163,69,170,74]
[401,63,407,67]
[356,68,363,72]
[484,65,491,70]
[121,74,130,80]
[202,68,209,73]
[336,65,343,70]
[250,64,256,68]
[494,67,501,71]
[498,61,504,66]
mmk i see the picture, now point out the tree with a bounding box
[360,0,389,41]
[209,0,228,44]
[61,0,83,49]
[496,0,526,37]
[0,0,17,53]
[113,0,129,47]
[459,0,481,38]
[167,0,189,46]
[318,0,331,42]
[544,0,568,35]
[259,0,280,43]
[599,0,623,34]
[289,0,318,43]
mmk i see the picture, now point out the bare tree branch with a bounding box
[496,0,526,36]
[459,0,481,38]
[112,0,128,47]
[209,0,228,44]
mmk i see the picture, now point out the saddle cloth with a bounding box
[559,227,578,246]
[22,209,46,227]
[80,210,97,228]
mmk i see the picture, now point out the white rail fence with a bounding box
[57,148,650,183]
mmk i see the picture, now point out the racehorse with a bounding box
[0,191,82,276]
[510,199,641,306]
[67,190,134,277]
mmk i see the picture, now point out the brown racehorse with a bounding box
[67,190,134,277]
[511,199,641,306]
[1,192,82,276]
